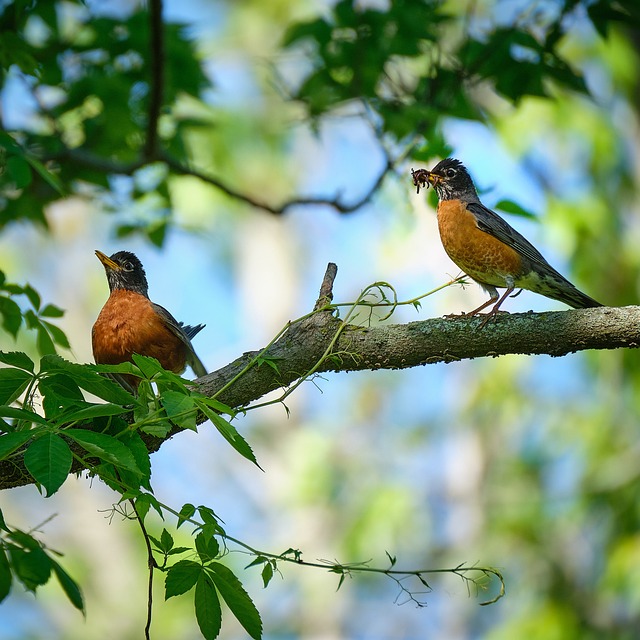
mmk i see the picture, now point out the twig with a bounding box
[314,262,338,311]
[162,152,394,215]
[130,498,157,640]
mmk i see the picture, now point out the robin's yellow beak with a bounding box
[95,250,121,271]
[426,172,441,187]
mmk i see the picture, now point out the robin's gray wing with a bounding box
[466,202,552,271]
[466,202,602,308]
[152,302,207,377]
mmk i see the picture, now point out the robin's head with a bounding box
[426,158,479,202]
[95,250,149,297]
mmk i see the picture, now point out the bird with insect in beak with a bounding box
[412,158,602,327]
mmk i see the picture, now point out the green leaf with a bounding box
[131,354,166,378]
[11,547,51,591]
[0,352,34,371]
[161,390,197,431]
[255,355,281,374]
[40,356,136,405]
[134,493,164,522]
[41,321,70,350]
[24,433,73,497]
[36,324,56,356]
[24,154,66,196]
[0,367,32,405]
[57,402,126,423]
[0,546,11,602]
[245,556,268,569]
[195,573,222,640]
[7,155,32,189]
[51,558,85,613]
[197,402,261,469]
[7,530,40,551]
[23,284,41,312]
[64,429,141,474]
[494,199,536,219]
[0,406,48,426]
[160,528,174,553]
[0,297,22,337]
[119,431,151,490]
[39,304,64,318]
[195,532,219,563]
[209,562,262,640]
[165,560,202,599]
[197,506,225,532]
[177,503,196,529]
[194,395,235,417]
[39,374,84,421]
[0,432,34,460]
[261,562,274,588]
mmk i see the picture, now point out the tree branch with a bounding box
[45,144,395,217]
[144,0,165,160]
[197,304,639,414]
[1,263,638,491]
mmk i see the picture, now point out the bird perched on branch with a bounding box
[92,250,207,390]
[412,158,602,326]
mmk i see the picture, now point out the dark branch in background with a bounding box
[39,3,400,217]
[48,147,397,216]
[144,0,165,160]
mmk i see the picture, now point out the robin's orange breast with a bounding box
[437,200,525,287]
[92,290,188,374]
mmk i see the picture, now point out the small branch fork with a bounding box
[313,262,338,311]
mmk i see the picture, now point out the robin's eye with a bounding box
[445,168,457,178]
[123,261,134,272]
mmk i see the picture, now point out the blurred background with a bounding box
[1,0,640,638]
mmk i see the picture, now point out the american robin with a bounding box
[412,158,602,324]
[92,250,207,390]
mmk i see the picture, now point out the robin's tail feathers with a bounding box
[543,276,602,309]
[181,323,205,340]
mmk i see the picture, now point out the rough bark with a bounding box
[2,264,638,491]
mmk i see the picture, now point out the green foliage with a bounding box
[0,352,252,497]
[0,349,264,638]
[2,0,634,244]
[161,527,262,640]
[1,0,640,637]
[0,272,69,354]
[0,0,207,242]
[0,507,84,613]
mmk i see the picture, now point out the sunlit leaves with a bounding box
[0,274,70,355]
[165,560,202,598]
[164,554,262,640]
[65,429,140,474]
[0,367,32,406]
[195,398,260,468]
[50,559,85,614]
[195,573,222,640]
[209,562,262,640]
[23,433,72,497]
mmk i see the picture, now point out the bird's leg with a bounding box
[476,285,515,329]
[444,287,499,319]
[465,292,501,317]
